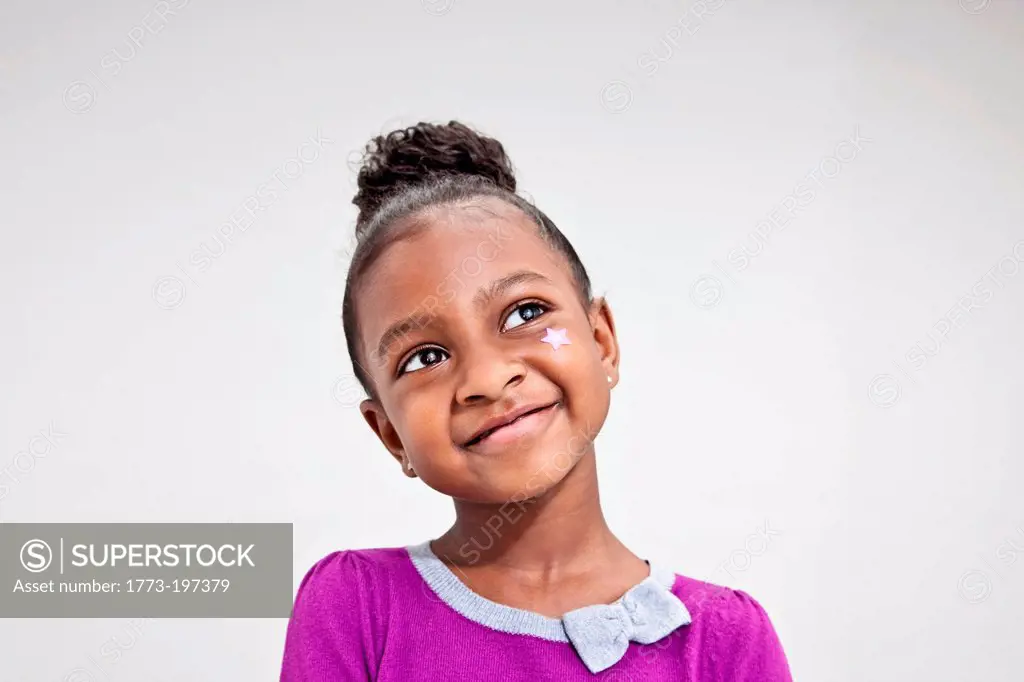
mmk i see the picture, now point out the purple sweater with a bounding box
[280,541,793,680]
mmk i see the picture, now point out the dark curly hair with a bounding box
[342,120,593,400]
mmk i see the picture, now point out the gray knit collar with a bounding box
[405,539,681,644]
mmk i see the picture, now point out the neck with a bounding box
[432,449,633,582]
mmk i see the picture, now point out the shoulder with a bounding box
[295,547,407,595]
[669,574,793,681]
[281,547,410,680]
[672,574,774,633]
[291,546,409,615]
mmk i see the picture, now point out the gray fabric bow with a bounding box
[561,577,691,674]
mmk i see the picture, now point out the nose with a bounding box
[454,341,527,405]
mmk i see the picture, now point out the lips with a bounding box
[462,401,560,448]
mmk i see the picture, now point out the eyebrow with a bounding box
[373,270,554,364]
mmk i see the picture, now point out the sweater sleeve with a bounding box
[703,588,793,681]
[280,551,383,681]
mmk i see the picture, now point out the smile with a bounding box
[463,402,561,451]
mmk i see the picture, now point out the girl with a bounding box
[280,121,793,680]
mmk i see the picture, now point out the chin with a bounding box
[429,447,578,505]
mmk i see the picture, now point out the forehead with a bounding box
[356,200,573,358]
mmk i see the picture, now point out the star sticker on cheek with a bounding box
[541,327,571,351]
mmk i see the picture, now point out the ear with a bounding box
[359,399,417,477]
[588,296,620,387]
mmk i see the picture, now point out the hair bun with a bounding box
[352,120,517,228]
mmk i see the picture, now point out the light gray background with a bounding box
[2,0,1022,679]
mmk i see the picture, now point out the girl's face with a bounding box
[356,199,619,504]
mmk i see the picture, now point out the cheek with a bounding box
[533,327,606,392]
[396,391,450,447]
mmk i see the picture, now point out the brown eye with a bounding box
[398,346,448,376]
[502,301,549,331]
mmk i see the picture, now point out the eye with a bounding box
[398,346,449,376]
[502,301,549,331]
